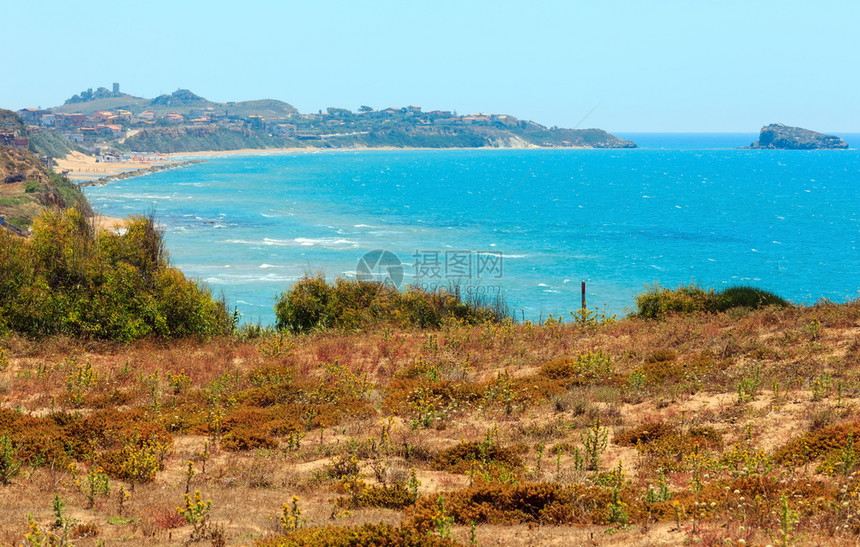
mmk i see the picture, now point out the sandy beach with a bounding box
[58,144,553,184]
[59,144,549,182]
[55,151,177,182]
[165,143,543,160]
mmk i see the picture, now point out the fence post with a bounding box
[581,281,586,311]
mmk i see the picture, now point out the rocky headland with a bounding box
[746,123,848,149]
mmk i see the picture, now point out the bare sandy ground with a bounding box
[92,213,126,231]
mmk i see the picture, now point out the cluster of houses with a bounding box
[15,106,281,143]
[18,108,129,143]
[11,100,535,150]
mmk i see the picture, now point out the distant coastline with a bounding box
[76,160,201,187]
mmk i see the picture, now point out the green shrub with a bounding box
[0,209,233,340]
[717,285,789,310]
[636,283,790,319]
[635,284,720,319]
[275,274,500,333]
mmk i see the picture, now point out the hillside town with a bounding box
[2,84,635,164]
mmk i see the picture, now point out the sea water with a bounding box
[84,134,860,325]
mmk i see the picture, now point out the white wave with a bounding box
[259,264,280,269]
[538,283,550,287]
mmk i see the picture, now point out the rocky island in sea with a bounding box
[746,123,848,149]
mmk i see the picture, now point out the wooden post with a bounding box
[581,281,586,311]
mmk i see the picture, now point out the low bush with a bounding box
[719,285,789,310]
[257,523,460,546]
[773,420,860,465]
[334,483,417,510]
[410,482,610,528]
[538,350,615,386]
[220,429,278,451]
[636,283,790,319]
[613,421,679,447]
[432,441,523,474]
[274,275,501,333]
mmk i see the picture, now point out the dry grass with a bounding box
[1,300,859,545]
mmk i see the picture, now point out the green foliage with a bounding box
[635,284,720,319]
[118,126,296,153]
[29,129,77,159]
[0,209,233,340]
[581,418,609,472]
[84,467,110,508]
[281,496,303,532]
[0,431,21,485]
[275,274,500,333]
[178,490,212,541]
[636,283,790,319]
[719,285,789,310]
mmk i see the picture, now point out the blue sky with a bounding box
[3,0,858,132]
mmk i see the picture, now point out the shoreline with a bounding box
[66,143,601,188]
[76,160,202,187]
[165,144,587,159]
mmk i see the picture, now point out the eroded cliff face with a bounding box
[747,124,848,150]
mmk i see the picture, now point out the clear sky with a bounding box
[3,0,858,132]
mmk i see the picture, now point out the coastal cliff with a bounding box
[747,124,848,150]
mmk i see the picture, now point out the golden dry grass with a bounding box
[1,300,859,545]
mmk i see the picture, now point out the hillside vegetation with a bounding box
[0,145,90,229]
[117,126,296,154]
[52,89,299,118]
[0,260,858,545]
[0,209,233,340]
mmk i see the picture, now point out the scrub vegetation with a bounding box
[1,223,859,545]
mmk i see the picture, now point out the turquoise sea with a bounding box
[84,133,860,325]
